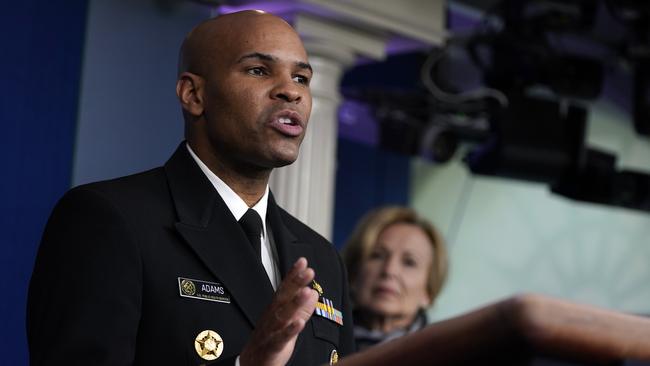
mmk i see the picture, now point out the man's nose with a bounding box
[271,78,302,103]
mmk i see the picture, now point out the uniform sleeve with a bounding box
[27,187,143,365]
[336,248,357,357]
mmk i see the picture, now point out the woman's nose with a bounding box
[380,256,400,277]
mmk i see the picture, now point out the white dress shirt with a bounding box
[186,143,280,290]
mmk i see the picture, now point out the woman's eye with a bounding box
[403,257,417,267]
[368,251,383,260]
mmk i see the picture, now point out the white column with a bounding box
[270,44,355,240]
[244,2,447,241]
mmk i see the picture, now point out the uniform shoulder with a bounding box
[59,167,171,219]
[69,167,167,201]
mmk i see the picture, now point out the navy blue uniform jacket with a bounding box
[27,144,355,365]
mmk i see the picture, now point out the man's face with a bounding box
[200,16,312,171]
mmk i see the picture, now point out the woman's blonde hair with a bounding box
[342,206,448,306]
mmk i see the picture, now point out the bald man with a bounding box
[27,11,354,366]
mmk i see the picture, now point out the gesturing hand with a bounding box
[239,257,319,366]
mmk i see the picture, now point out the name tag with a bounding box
[178,277,231,304]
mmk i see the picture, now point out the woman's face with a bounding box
[354,223,434,321]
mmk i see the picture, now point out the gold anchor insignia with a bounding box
[311,280,323,295]
[330,349,339,364]
[194,330,224,361]
[181,279,196,296]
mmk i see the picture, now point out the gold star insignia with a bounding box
[194,330,224,361]
[330,349,339,364]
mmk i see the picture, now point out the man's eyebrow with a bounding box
[237,52,313,74]
[296,61,313,74]
[237,52,276,63]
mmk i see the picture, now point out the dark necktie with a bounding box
[239,209,263,260]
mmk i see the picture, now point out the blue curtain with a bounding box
[0,1,88,364]
[333,138,410,249]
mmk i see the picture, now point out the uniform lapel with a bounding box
[267,193,315,279]
[267,193,315,364]
[164,143,274,327]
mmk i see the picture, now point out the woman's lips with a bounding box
[372,286,399,298]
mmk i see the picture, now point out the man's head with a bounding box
[176,11,312,176]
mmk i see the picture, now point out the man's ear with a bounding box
[176,72,204,117]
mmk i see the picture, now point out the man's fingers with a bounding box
[282,318,306,339]
[273,288,318,344]
[276,267,314,307]
[273,287,318,330]
[263,292,314,353]
[257,257,318,344]
[239,260,320,364]
[293,287,318,314]
[289,258,313,287]
[297,267,315,286]
[268,286,317,332]
[275,258,315,302]
[295,287,319,320]
[286,257,314,287]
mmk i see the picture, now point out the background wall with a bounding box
[412,98,650,320]
[332,138,410,247]
[1,2,88,364]
[1,0,211,363]
[73,0,211,185]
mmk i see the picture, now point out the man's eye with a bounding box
[247,67,267,76]
[293,75,310,85]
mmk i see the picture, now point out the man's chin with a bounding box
[271,155,298,168]
[268,147,301,168]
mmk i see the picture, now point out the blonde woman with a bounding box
[343,206,448,350]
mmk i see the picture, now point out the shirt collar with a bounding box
[186,143,269,238]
